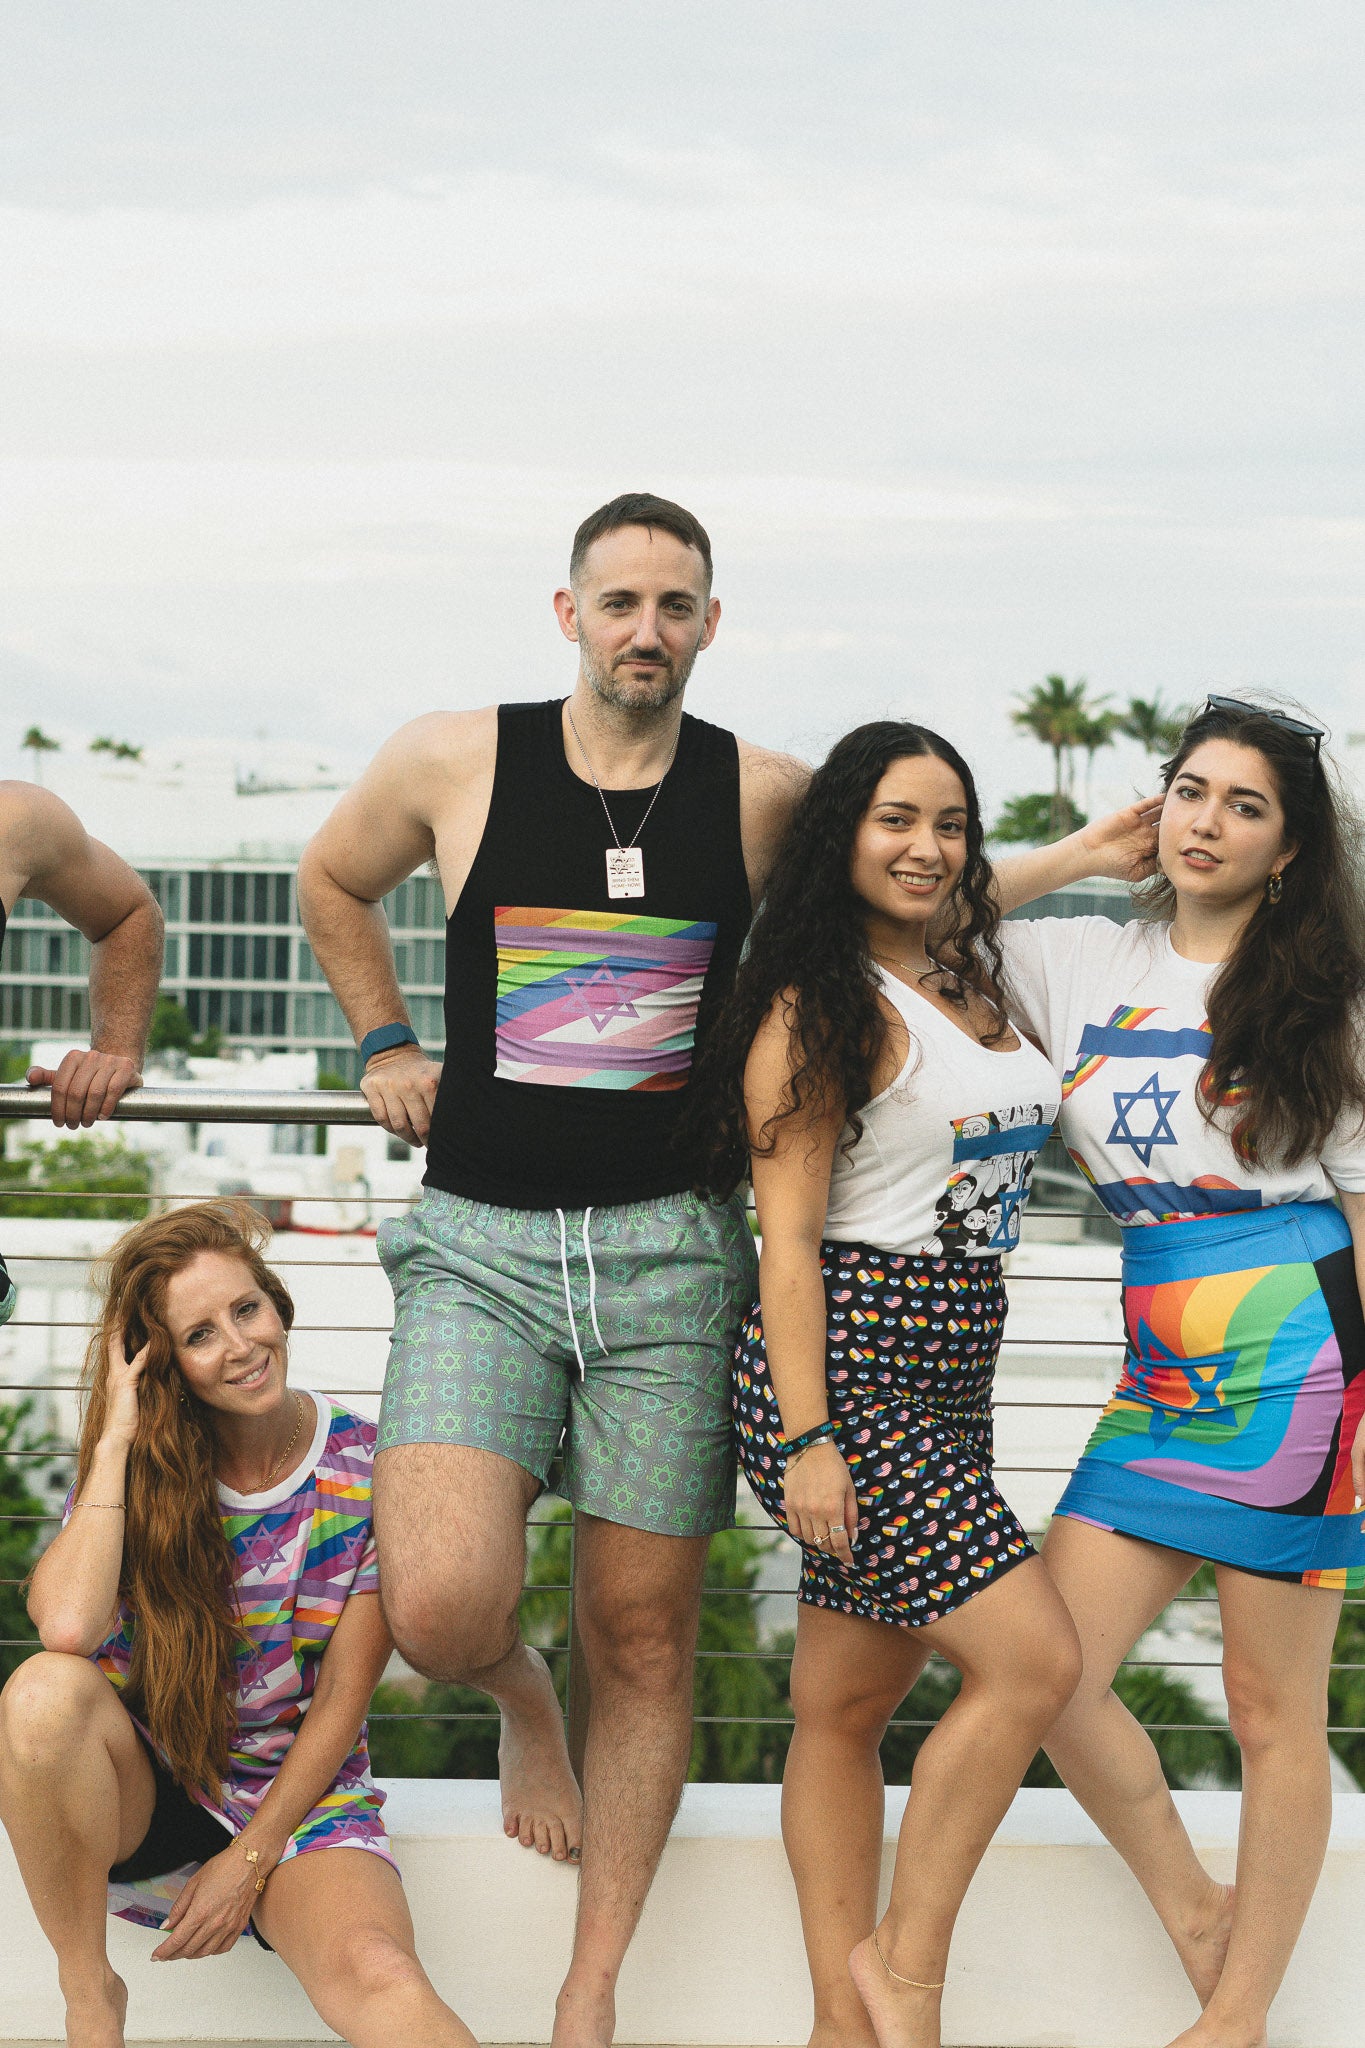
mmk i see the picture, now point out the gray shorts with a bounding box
[375,1187,758,1538]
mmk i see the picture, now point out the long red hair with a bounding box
[76,1200,295,1794]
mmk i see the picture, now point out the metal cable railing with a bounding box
[3,1085,1362,1779]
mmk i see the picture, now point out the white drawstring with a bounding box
[583,1207,608,1356]
[556,1208,611,1380]
[556,1208,588,1380]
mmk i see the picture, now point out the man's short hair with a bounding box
[569,493,713,590]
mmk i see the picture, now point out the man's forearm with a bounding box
[299,864,411,1045]
[87,900,163,1061]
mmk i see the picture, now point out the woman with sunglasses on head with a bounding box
[0,1200,477,2048]
[690,721,1168,2048]
[997,696,1365,2048]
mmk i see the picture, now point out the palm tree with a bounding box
[1075,706,1117,812]
[90,737,144,761]
[21,727,60,785]
[1119,695,1189,758]
[1011,675,1092,839]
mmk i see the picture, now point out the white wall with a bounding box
[3,1784,1363,2045]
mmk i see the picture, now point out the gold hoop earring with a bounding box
[1267,871,1283,904]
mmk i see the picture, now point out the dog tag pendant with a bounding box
[606,846,646,899]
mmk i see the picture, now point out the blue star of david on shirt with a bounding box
[1108,1072,1180,1166]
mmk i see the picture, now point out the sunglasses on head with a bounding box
[1199,694,1325,758]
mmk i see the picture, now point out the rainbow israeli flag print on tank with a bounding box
[494,906,718,1092]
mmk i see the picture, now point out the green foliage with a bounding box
[147,996,220,1059]
[0,1135,152,1218]
[0,1045,33,1085]
[0,1402,62,1680]
[1119,695,1190,758]
[993,792,1088,844]
[89,737,143,761]
[688,1528,792,1783]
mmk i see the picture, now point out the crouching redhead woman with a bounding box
[0,1200,476,2048]
[689,722,1163,2048]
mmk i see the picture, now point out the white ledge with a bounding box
[3,1784,1364,2043]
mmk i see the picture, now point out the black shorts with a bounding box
[111,1728,272,1950]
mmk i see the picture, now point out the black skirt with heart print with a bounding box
[733,1240,1034,1628]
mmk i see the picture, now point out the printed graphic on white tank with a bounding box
[929,1104,1055,1255]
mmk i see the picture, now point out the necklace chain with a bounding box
[257,1391,305,1492]
[566,701,678,851]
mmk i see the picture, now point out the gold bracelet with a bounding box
[73,1501,126,1511]
[242,1846,267,1895]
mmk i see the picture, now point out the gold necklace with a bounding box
[256,1391,306,1492]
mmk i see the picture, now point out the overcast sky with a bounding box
[2,2,1362,822]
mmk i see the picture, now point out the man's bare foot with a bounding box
[62,1968,127,2047]
[848,1933,944,2048]
[550,1976,615,2048]
[1172,1880,1236,2006]
[500,1645,582,1859]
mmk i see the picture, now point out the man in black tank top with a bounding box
[300,494,806,2047]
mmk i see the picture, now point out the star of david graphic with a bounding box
[988,1185,1026,1250]
[1108,1072,1180,1166]
[564,967,646,1033]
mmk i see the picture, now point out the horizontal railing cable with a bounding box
[2,1131,1360,1780]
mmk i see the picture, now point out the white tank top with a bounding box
[822,968,1062,1258]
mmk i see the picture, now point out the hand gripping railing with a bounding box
[3,1085,1364,1789]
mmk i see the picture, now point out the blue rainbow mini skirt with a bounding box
[1055,1201,1365,1587]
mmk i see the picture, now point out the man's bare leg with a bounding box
[375,1442,582,1858]
[0,1653,156,2048]
[551,1515,709,2048]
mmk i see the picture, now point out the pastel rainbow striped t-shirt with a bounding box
[83,1397,394,1932]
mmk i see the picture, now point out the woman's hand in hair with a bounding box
[783,1441,860,1567]
[101,1327,150,1448]
[151,1837,278,1960]
[1076,797,1164,883]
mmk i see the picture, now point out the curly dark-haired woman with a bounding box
[693,721,1160,2048]
[0,1200,475,2048]
[997,698,1365,2048]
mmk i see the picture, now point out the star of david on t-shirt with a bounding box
[564,966,644,1032]
[1107,1071,1180,1166]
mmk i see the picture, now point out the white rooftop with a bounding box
[9,738,358,865]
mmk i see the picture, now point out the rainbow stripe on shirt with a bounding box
[493,906,717,1092]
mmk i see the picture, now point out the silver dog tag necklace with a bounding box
[567,703,678,901]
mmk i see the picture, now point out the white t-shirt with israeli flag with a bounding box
[1000,916,1365,1227]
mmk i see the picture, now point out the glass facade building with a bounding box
[1,862,446,1084]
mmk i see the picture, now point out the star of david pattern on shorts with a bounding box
[734,1241,1033,1628]
[377,1187,758,1538]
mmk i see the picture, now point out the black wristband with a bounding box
[782,1419,838,1460]
[360,1022,420,1065]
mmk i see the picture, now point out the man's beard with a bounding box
[579,633,700,713]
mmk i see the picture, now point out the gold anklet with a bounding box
[871,1928,945,1990]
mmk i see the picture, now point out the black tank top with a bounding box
[423,699,752,1209]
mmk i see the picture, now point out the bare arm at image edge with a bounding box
[4,785,164,1128]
